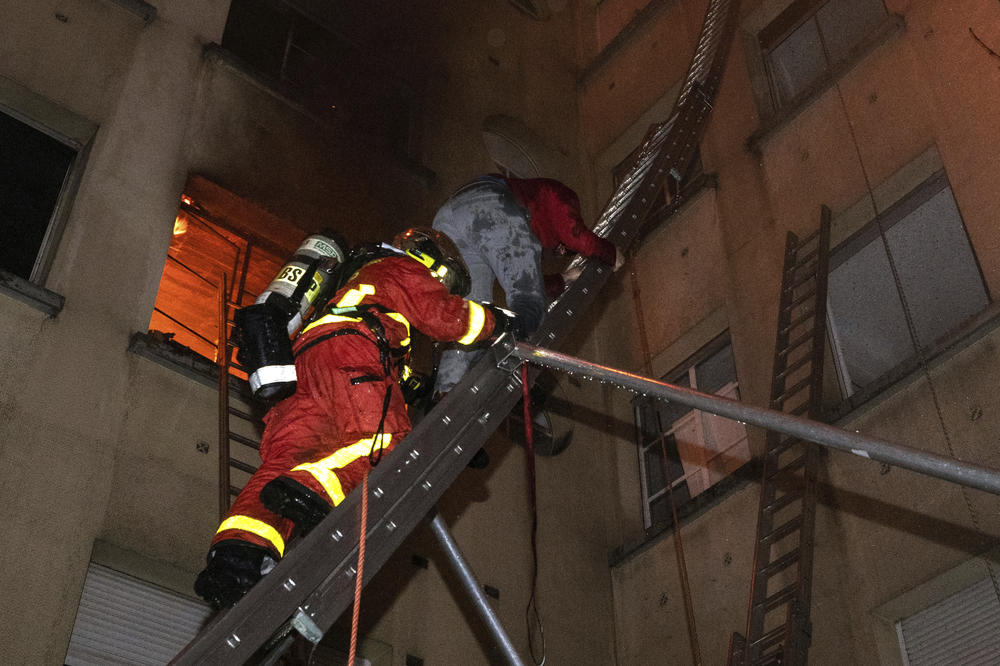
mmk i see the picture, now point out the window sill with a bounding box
[128,330,254,400]
[609,459,758,569]
[0,269,64,317]
[826,301,1000,425]
[636,173,718,243]
[202,44,437,190]
[106,0,157,23]
[747,14,905,154]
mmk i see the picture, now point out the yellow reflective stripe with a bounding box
[386,312,411,347]
[401,365,413,380]
[291,434,392,507]
[336,284,375,308]
[458,301,486,345]
[301,313,361,334]
[216,516,285,557]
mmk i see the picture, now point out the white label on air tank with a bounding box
[302,237,344,261]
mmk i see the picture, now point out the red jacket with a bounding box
[504,177,617,266]
[287,254,497,440]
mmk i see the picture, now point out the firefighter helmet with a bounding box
[393,227,471,297]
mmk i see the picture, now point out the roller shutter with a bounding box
[65,563,211,665]
[897,576,1000,665]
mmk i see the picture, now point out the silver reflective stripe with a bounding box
[249,364,297,393]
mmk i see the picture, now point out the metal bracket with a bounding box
[290,608,324,645]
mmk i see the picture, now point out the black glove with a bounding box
[400,368,433,410]
[484,303,518,343]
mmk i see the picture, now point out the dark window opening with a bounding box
[613,139,705,224]
[221,0,419,158]
[0,110,76,281]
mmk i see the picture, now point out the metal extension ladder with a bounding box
[215,275,263,522]
[729,208,832,665]
[172,1,739,662]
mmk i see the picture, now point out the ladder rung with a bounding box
[783,267,817,293]
[784,401,810,416]
[783,286,817,312]
[774,375,812,406]
[761,515,803,546]
[794,246,818,267]
[779,308,815,336]
[751,624,788,652]
[228,432,261,449]
[797,227,821,247]
[757,548,801,578]
[764,489,803,514]
[768,454,807,480]
[777,330,813,358]
[228,406,258,421]
[769,435,805,458]
[757,582,799,613]
[229,459,257,475]
[229,484,242,497]
[774,353,811,381]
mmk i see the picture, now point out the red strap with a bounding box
[521,364,545,663]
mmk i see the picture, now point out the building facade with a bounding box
[1,0,998,664]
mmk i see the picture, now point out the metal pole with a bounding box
[427,511,526,666]
[217,273,231,521]
[513,343,1000,496]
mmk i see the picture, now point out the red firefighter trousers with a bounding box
[212,329,411,558]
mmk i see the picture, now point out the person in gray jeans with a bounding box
[431,174,623,396]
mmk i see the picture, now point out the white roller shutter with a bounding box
[897,576,1000,666]
[65,563,212,666]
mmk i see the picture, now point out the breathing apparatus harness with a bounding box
[293,243,419,466]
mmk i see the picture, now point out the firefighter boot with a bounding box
[194,541,277,611]
[260,476,331,535]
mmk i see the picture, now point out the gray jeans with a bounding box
[431,177,545,393]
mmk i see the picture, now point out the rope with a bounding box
[348,471,370,665]
[627,252,703,664]
[831,80,1000,604]
[521,363,546,665]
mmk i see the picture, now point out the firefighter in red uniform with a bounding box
[195,227,514,610]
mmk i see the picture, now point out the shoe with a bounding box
[260,476,331,535]
[194,541,276,611]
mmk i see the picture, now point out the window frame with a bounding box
[147,195,292,367]
[824,170,993,418]
[634,332,751,535]
[0,81,97,314]
[746,0,899,143]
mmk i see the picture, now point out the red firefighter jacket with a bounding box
[285,253,497,442]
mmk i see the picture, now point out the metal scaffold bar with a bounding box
[427,510,526,666]
[513,343,1000,496]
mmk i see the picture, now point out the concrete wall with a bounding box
[569,0,1000,663]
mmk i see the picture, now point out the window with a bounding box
[759,0,887,110]
[221,0,419,157]
[0,109,79,283]
[147,179,300,365]
[635,337,750,532]
[613,138,704,221]
[826,171,990,401]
